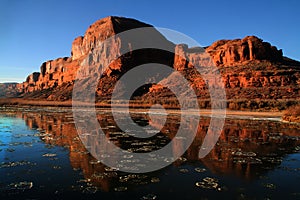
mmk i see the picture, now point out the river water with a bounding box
[0,106,300,199]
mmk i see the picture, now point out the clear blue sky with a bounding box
[0,0,299,83]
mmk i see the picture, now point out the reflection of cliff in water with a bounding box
[150,115,300,179]
[15,110,300,190]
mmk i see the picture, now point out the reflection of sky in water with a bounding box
[0,116,33,161]
[0,117,15,143]
[0,113,82,196]
[0,116,44,162]
[0,117,20,161]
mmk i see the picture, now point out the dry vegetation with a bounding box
[282,104,300,123]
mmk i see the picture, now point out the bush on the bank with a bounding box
[283,105,300,122]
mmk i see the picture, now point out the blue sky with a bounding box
[0,0,299,83]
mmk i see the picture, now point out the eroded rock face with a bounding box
[0,83,19,97]
[71,16,153,61]
[26,72,40,83]
[71,36,84,60]
[10,17,300,108]
[18,57,78,94]
[145,36,300,107]
[17,16,174,100]
[206,36,283,66]
[173,44,210,71]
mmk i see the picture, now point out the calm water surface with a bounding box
[0,106,300,199]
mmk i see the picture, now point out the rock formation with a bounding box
[2,16,299,110]
[0,83,19,97]
[145,37,300,110]
[15,16,174,100]
[206,36,283,66]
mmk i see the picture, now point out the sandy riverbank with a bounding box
[0,98,283,118]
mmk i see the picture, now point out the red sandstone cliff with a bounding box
[145,36,300,110]
[4,16,300,110]
[206,36,283,66]
[16,16,174,100]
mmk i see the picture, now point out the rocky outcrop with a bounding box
[0,83,19,97]
[2,16,299,110]
[17,57,78,95]
[145,37,300,109]
[173,44,210,71]
[16,16,174,100]
[206,36,283,66]
[71,16,153,60]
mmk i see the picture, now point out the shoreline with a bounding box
[0,98,282,118]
